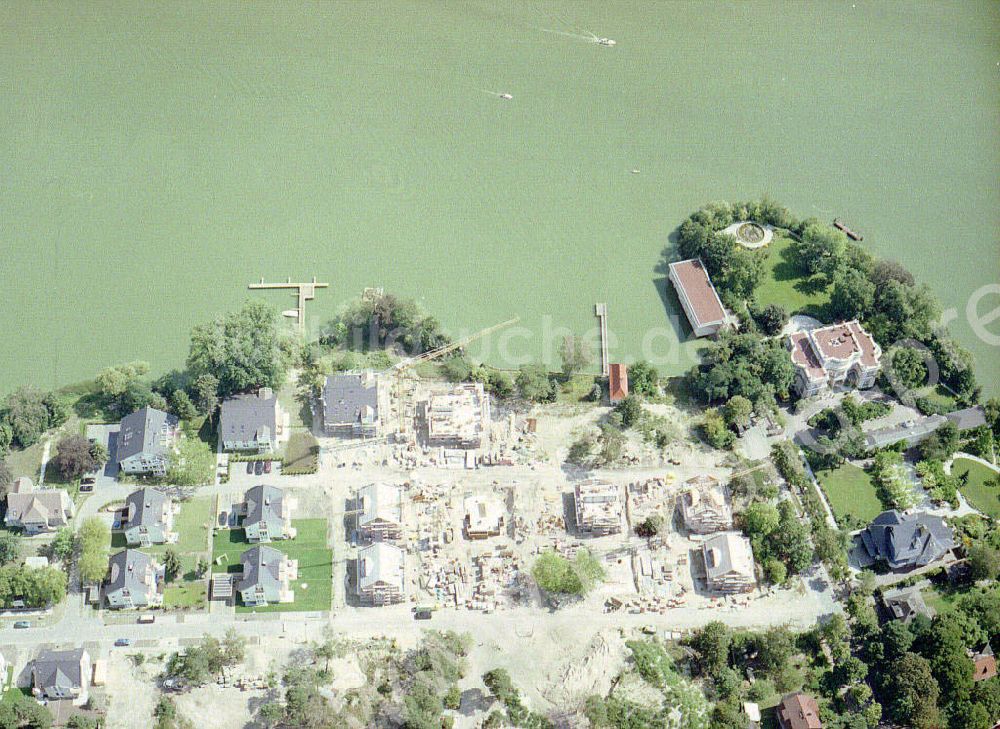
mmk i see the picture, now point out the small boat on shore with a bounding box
[833,218,863,241]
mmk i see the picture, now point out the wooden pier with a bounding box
[833,218,864,241]
[248,277,329,332]
[595,303,609,377]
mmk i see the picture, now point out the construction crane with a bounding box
[388,316,520,372]
[386,316,519,438]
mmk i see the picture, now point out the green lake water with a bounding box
[1,1,998,392]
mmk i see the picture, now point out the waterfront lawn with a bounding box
[916,384,958,413]
[556,373,600,403]
[212,519,332,613]
[755,235,831,319]
[951,457,1000,519]
[816,463,882,527]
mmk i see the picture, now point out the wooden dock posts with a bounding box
[595,303,610,377]
[248,277,329,333]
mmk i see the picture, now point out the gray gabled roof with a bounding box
[244,485,284,530]
[702,532,755,582]
[323,372,380,426]
[860,510,955,569]
[123,488,169,531]
[946,406,987,432]
[237,545,284,596]
[116,407,177,462]
[33,648,85,691]
[219,391,278,444]
[357,542,404,591]
[357,482,401,529]
[107,549,156,595]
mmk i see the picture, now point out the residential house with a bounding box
[116,406,179,476]
[105,549,164,609]
[240,484,295,542]
[668,258,735,338]
[4,477,74,534]
[702,532,756,594]
[971,644,997,682]
[219,388,289,453]
[237,545,297,607]
[608,363,628,404]
[322,371,386,438]
[857,510,955,572]
[574,479,623,536]
[776,692,822,729]
[356,542,405,606]
[679,475,733,534]
[32,648,91,706]
[788,321,882,398]
[463,494,504,540]
[421,383,490,449]
[122,487,177,547]
[879,586,934,623]
[356,482,403,542]
[864,414,947,450]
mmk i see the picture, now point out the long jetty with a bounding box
[595,303,609,377]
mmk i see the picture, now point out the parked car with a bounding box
[246,461,254,474]
[81,476,96,485]
[254,460,264,476]
[114,638,131,647]
[13,620,31,629]
[414,609,433,621]
[263,460,272,474]
[80,482,94,493]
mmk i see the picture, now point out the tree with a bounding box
[888,346,929,390]
[967,543,1000,582]
[532,549,604,596]
[49,527,75,562]
[51,435,100,481]
[559,336,592,378]
[723,395,753,431]
[515,363,555,402]
[742,502,780,539]
[187,301,288,397]
[763,558,787,585]
[614,395,643,428]
[0,532,19,566]
[163,548,182,582]
[628,361,659,397]
[2,387,59,448]
[595,424,625,466]
[77,517,110,583]
[797,223,848,277]
[690,621,731,677]
[754,303,788,336]
[883,652,940,729]
[918,421,959,462]
[772,501,813,574]
[192,374,220,417]
[170,390,197,421]
[701,408,734,449]
[96,361,150,398]
[829,267,876,321]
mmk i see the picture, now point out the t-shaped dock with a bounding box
[248,277,329,332]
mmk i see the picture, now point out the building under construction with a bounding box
[463,494,504,540]
[679,475,733,535]
[574,478,623,536]
[419,382,491,449]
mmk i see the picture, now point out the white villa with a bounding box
[788,320,882,397]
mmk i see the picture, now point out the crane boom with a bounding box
[390,317,519,371]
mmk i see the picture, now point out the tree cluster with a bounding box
[531,549,604,597]
[0,387,68,451]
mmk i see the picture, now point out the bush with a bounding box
[613,395,643,428]
[532,549,604,597]
[753,303,788,336]
[515,364,556,403]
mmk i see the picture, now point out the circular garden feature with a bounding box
[737,222,765,245]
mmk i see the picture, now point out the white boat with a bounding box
[500,93,513,100]
[282,310,299,319]
[597,38,616,46]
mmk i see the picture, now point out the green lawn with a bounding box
[921,583,958,616]
[111,497,213,609]
[282,431,319,475]
[212,519,332,613]
[951,457,1000,519]
[915,384,958,413]
[816,463,883,527]
[754,234,831,319]
[555,373,600,403]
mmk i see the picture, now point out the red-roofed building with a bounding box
[788,320,881,397]
[776,692,822,729]
[668,259,734,337]
[608,364,628,404]
[972,644,997,682]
